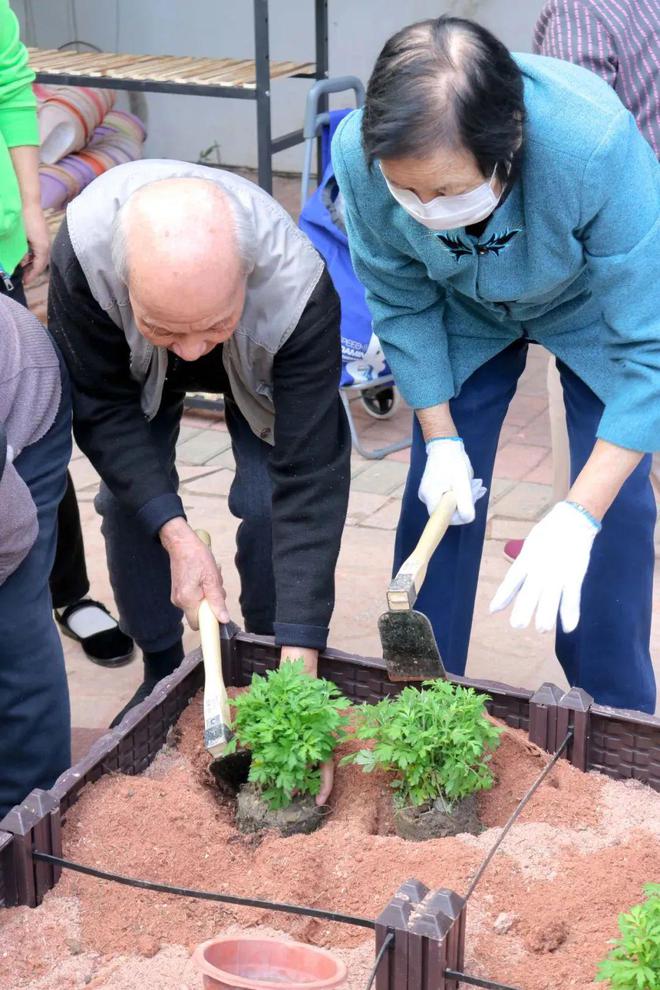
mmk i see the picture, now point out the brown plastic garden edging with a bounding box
[0,629,658,911]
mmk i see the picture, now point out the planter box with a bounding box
[1,629,659,911]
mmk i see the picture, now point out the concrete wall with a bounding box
[12,0,545,172]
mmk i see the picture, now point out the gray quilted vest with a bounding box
[66,159,324,444]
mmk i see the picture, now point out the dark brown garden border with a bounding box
[1,629,658,916]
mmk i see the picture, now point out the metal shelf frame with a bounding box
[32,0,329,193]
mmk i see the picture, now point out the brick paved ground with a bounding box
[25,172,660,752]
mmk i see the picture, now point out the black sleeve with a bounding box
[47,219,185,536]
[269,268,351,651]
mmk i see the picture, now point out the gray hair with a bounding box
[111,178,257,284]
[362,16,524,180]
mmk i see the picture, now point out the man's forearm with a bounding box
[159,516,230,628]
[159,516,192,552]
[280,646,319,675]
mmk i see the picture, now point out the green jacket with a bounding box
[0,0,38,279]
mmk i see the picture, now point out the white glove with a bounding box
[490,500,600,633]
[418,438,487,524]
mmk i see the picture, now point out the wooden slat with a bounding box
[30,50,169,79]
[30,49,148,73]
[28,47,316,89]
[140,55,218,82]
[110,56,196,80]
[269,60,311,79]
[131,57,244,84]
[86,56,172,79]
[221,62,261,86]
[90,53,170,72]
[242,61,315,89]
[173,59,254,84]
[162,57,255,84]
[60,54,157,77]
[33,52,94,71]
[29,49,91,70]
[108,54,197,77]
[31,50,181,78]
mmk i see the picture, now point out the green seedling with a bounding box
[596,884,660,989]
[227,660,351,810]
[343,680,502,811]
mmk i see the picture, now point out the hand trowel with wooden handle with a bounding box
[195,529,234,758]
[378,492,457,681]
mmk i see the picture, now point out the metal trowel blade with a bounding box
[378,609,447,682]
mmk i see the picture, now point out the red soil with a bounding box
[1,692,658,990]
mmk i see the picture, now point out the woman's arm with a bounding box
[568,110,660,510]
[491,109,659,634]
[0,2,48,283]
[568,440,643,521]
[581,110,660,455]
[10,145,50,283]
[417,404,460,441]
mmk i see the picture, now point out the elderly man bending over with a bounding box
[48,161,350,766]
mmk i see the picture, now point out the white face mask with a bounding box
[381,164,501,231]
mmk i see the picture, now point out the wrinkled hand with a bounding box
[20,204,50,285]
[490,501,600,633]
[280,646,333,805]
[419,437,486,524]
[159,518,230,629]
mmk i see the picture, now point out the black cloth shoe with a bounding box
[109,642,185,728]
[55,599,134,667]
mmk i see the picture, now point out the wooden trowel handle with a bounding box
[386,492,457,611]
[195,530,231,731]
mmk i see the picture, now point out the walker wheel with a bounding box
[360,385,399,420]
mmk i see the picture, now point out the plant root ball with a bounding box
[393,794,481,841]
[237,782,325,837]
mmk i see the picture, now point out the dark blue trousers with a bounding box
[96,391,275,652]
[0,367,72,818]
[395,341,656,714]
[0,271,90,610]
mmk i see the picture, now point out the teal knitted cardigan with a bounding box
[333,54,660,452]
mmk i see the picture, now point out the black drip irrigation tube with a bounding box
[363,931,393,990]
[32,731,572,990]
[31,851,375,930]
[464,729,573,902]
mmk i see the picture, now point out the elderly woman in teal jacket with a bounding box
[333,17,659,713]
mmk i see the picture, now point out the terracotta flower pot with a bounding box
[192,935,348,989]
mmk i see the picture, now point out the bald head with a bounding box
[114,178,251,362]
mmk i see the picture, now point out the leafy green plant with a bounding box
[226,660,351,810]
[343,680,502,810]
[596,884,660,989]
